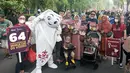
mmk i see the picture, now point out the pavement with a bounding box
[0,48,125,73]
[31,59,124,73]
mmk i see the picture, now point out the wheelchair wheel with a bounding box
[72,64,76,69]
[80,58,85,66]
[93,62,99,70]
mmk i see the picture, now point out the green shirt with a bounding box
[0,19,13,39]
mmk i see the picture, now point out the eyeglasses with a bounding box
[19,18,25,20]
[91,14,95,15]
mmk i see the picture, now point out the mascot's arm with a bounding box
[31,10,47,33]
[31,17,41,33]
[57,25,62,35]
[56,25,62,42]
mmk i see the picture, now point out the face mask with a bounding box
[91,17,94,19]
[115,19,118,22]
[19,20,25,24]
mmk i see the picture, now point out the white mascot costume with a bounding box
[31,9,62,73]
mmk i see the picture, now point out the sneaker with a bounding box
[114,60,119,64]
[8,55,12,59]
[4,54,9,58]
[48,63,58,69]
[119,63,123,68]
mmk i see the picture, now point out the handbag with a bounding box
[27,48,36,63]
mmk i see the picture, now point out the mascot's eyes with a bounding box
[57,18,59,21]
[47,16,51,20]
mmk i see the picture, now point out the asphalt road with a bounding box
[0,48,125,73]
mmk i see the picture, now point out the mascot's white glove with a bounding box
[56,25,62,42]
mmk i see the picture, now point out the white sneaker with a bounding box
[36,69,42,73]
[48,63,58,69]
[119,63,123,68]
[36,67,42,73]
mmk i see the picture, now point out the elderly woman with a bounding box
[62,11,74,42]
[98,15,112,56]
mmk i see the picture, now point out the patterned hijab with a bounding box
[98,15,112,33]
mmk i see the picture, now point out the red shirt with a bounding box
[112,24,126,38]
[14,24,31,39]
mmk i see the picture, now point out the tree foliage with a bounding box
[0,0,126,14]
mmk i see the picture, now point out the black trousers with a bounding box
[55,41,64,59]
[15,52,27,73]
[120,43,130,65]
[120,43,123,64]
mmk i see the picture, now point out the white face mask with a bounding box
[19,20,25,24]
[115,19,118,23]
[91,17,94,19]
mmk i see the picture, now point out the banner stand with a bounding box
[7,26,28,62]
[111,57,114,65]
[18,52,22,63]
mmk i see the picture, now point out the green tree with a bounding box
[1,0,109,14]
[0,0,25,16]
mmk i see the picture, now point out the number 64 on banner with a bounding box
[9,32,26,42]
[8,26,28,54]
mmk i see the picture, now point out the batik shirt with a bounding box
[0,19,13,39]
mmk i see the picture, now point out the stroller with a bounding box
[80,31,101,70]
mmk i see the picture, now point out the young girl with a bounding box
[15,15,31,73]
[63,36,75,68]
[112,15,127,68]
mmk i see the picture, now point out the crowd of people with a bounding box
[1,9,130,73]
[58,10,130,70]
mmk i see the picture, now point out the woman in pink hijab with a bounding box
[72,15,81,60]
[62,11,74,42]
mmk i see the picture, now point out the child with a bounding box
[84,35,95,47]
[63,36,76,68]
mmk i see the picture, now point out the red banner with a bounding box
[105,38,121,57]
